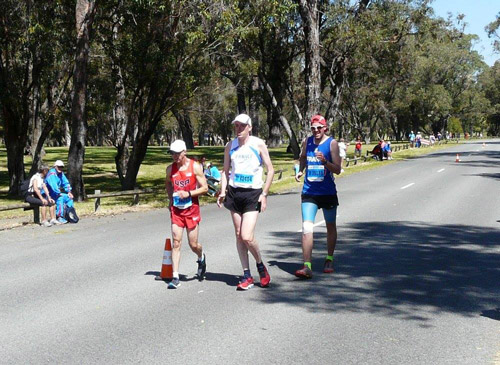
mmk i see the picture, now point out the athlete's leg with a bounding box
[230,211,250,271]
[239,211,262,264]
[301,202,319,263]
[323,207,338,256]
[186,224,202,258]
[171,223,184,274]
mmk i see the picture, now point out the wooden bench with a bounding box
[0,203,41,224]
[345,156,368,167]
[87,188,156,212]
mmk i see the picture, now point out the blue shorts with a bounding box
[301,194,338,224]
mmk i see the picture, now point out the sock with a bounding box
[197,251,204,262]
[304,262,312,270]
[256,261,265,273]
[173,271,179,279]
[243,269,251,279]
[326,255,334,261]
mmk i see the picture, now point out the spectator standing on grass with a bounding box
[416,132,422,148]
[409,131,415,147]
[25,165,58,227]
[45,160,74,224]
[338,138,348,173]
[354,137,362,157]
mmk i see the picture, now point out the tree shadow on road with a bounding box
[259,221,500,323]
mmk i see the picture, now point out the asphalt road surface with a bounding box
[1,140,499,364]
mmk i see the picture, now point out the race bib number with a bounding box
[172,192,192,209]
[307,165,324,182]
[234,173,254,186]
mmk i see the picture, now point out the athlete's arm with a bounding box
[217,142,231,208]
[258,141,274,212]
[165,165,173,207]
[325,139,342,175]
[295,138,307,182]
[191,161,208,198]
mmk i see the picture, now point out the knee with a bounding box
[240,234,254,246]
[172,240,182,250]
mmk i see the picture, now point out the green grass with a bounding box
[0,139,461,226]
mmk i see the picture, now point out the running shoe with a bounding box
[236,276,254,290]
[295,266,313,279]
[57,217,68,224]
[197,254,206,280]
[40,220,52,227]
[168,277,181,289]
[50,218,62,225]
[258,266,271,287]
[323,259,334,273]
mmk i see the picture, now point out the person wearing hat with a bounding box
[45,160,74,224]
[294,114,342,279]
[216,113,274,290]
[165,139,208,289]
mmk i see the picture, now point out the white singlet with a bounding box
[228,136,264,189]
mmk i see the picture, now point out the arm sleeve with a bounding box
[45,173,61,195]
[61,173,72,193]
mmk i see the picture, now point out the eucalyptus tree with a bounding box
[0,0,74,195]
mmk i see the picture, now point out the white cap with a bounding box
[54,160,64,167]
[232,113,252,126]
[169,140,187,153]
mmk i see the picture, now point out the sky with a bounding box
[431,0,499,66]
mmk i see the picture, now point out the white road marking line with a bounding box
[437,168,445,173]
[297,220,326,232]
[400,183,415,190]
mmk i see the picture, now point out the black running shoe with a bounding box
[197,254,206,280]
[168,277,181,289]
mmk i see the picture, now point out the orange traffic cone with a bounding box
[155,238,173,281]
[455,154,460,162]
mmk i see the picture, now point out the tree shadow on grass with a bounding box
[259,221,500,322]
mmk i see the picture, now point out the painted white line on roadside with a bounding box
[437,168,445,173]
[400,183,415,190]
[297,220,326,232]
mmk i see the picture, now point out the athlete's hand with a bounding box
[295,171,303,182]
[177,190,190,199]
[68,192,74,199]
[258,194,267,212]
[315,151,327,164]
[216,194,225,208]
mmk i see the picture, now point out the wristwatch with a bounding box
[261,192,268,197]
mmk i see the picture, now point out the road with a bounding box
[1,140,499,364]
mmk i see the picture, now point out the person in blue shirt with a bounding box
[383,141,393,160]
[409,131,415,147]
[45,160,74,223]
[294,114,342,279]
[206,162,221,181]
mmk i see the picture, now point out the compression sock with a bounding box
[256,261,265,273]
[304,262,312,270]
[326,255,334,261]
[243,269,252,279]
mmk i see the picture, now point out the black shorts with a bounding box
[224,186,262,214]
[301,194,339,209]
[25,193,54,207]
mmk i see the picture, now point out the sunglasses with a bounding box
[311,126,325,131]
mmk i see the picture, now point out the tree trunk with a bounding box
[67,0,97,201]
[236,81,247,114]
[29,115,55,176]
[30,84,42,159]
[172,108,195,149]
[260,75,300,158]
[248,77,260,137]
[298,0,321,129]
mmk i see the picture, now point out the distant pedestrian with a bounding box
[217,113,273,290]
[354,137,362,157]
[409,131,415,147]
[165,140,208,289]
[294,114,342,279]
[338,138,348,173]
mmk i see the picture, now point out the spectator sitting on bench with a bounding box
[25,165,58,227]
[371,141,384,161]
[383,141,393,160]
[205,162,221,182]
[45,160,74,224]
